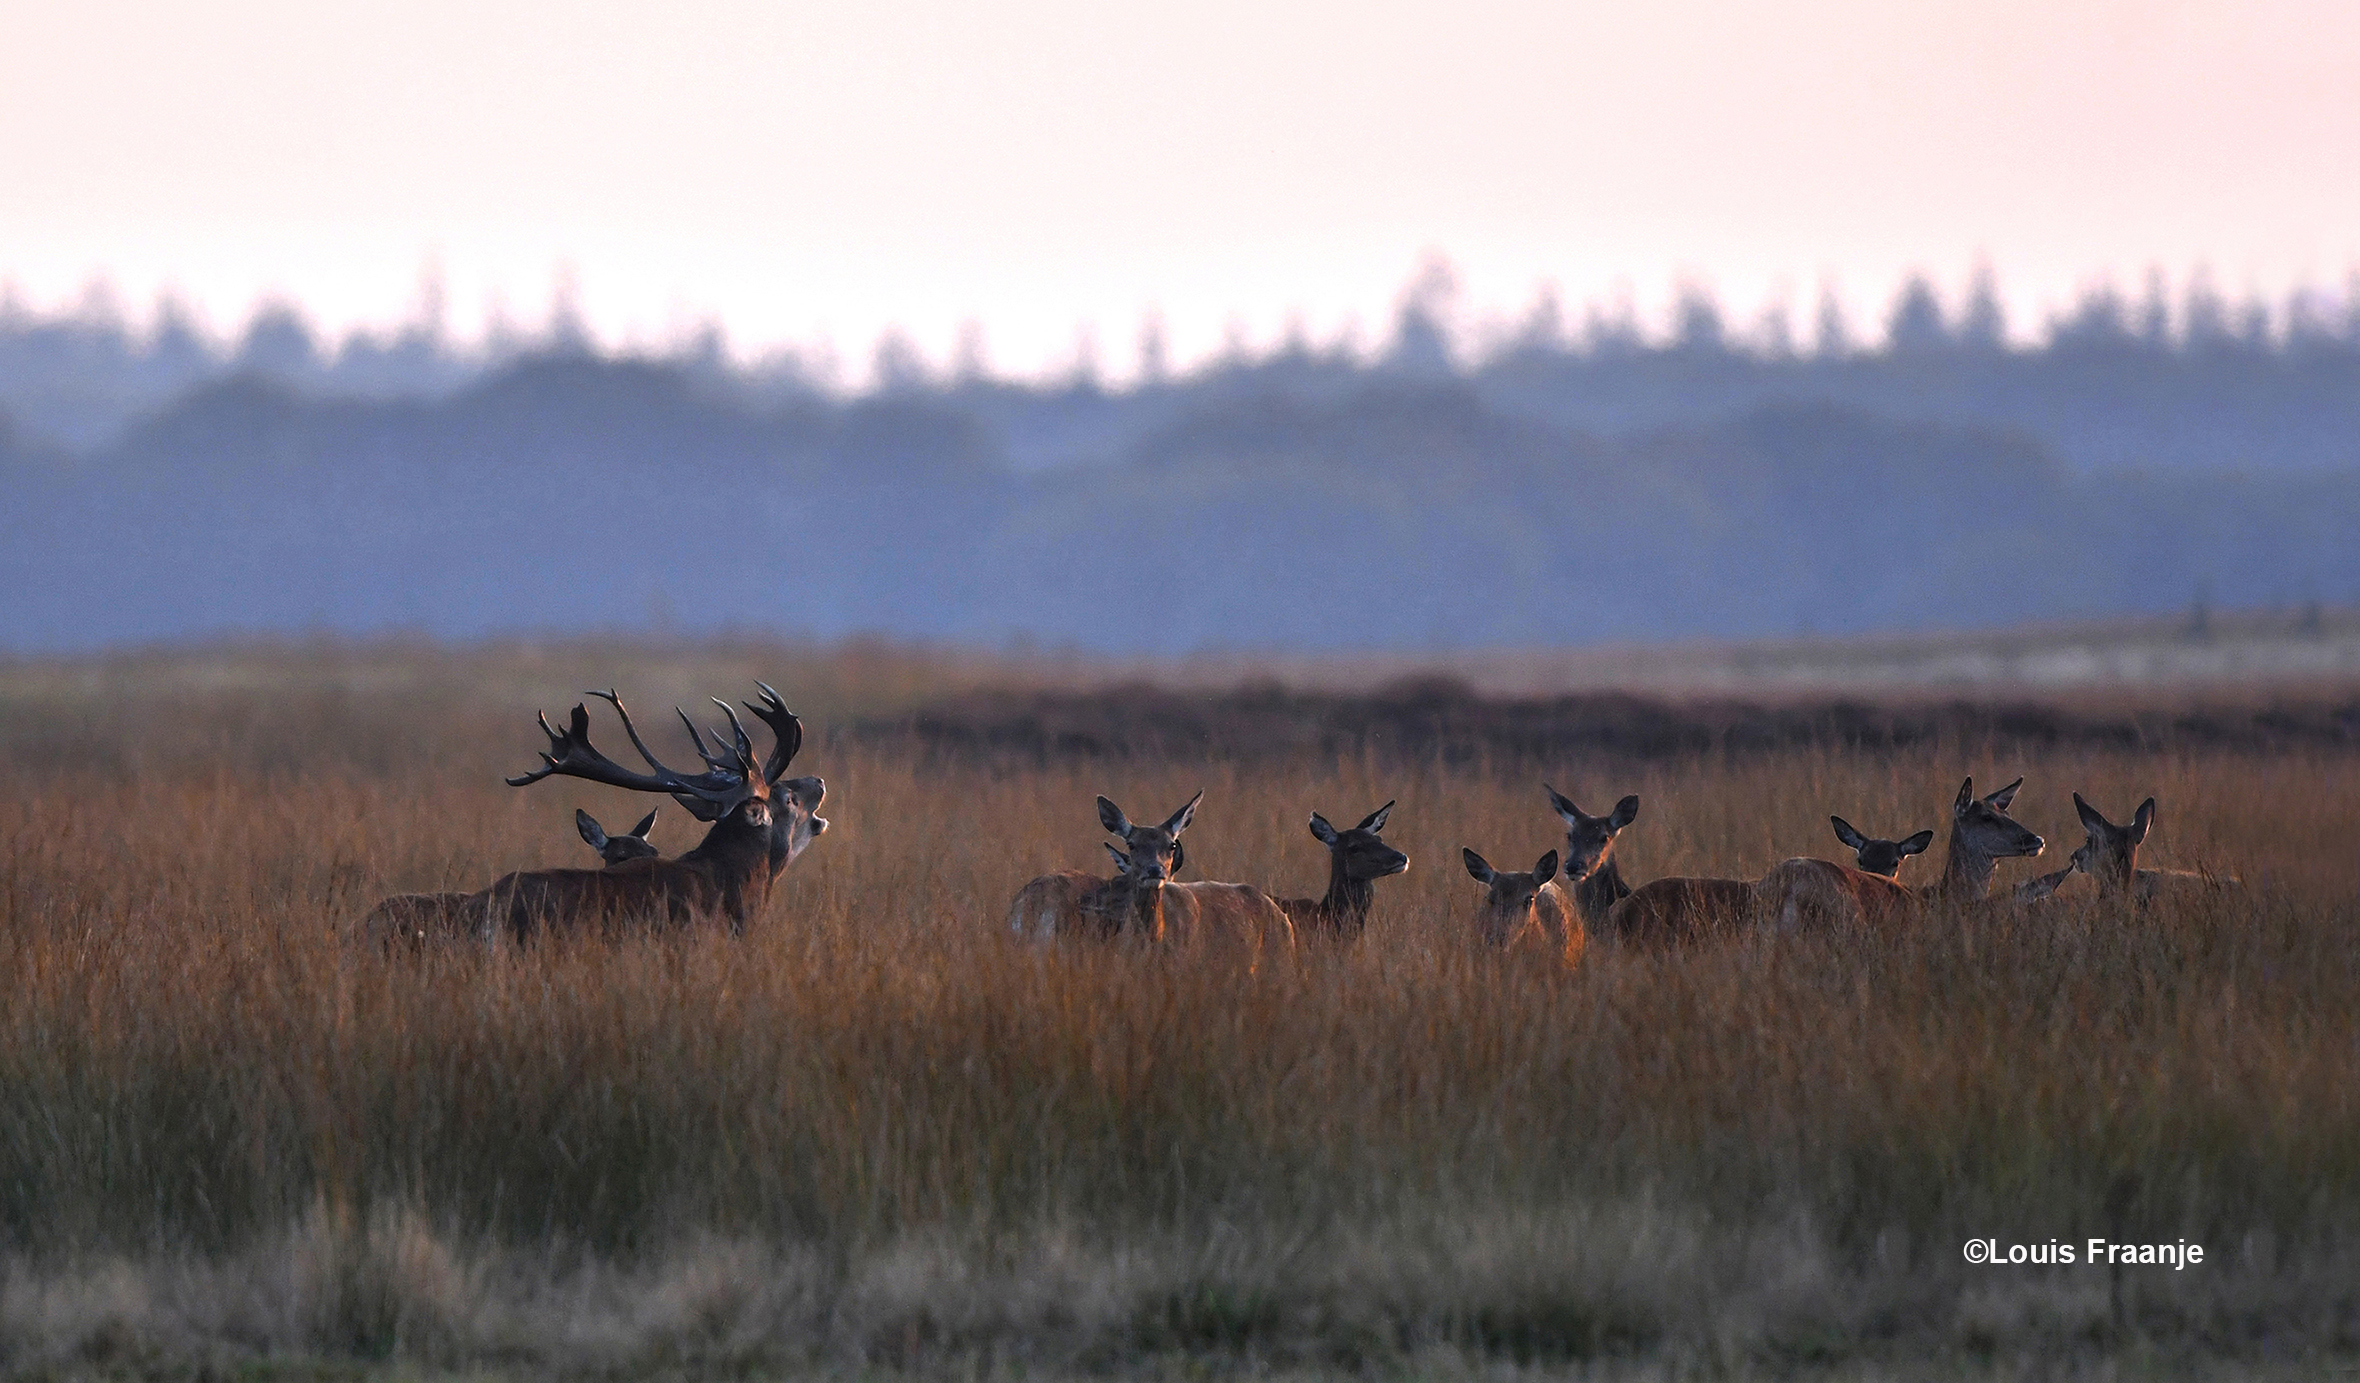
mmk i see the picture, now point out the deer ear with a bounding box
[1359,800,1395,833]
[1830,816,1867,851]
[1985,777,2023,812]
[1309,813,1339,846]
[1462,848,1495,883]
[1543,783,1582,826]
[1953,778,1975,814]
[1535,850,1560,882]
[1105,843,1130,872]
[629,807,659,839]
[2130,798,2155,844]
[1609,796,1640,830]
[1097,796,1133,838]
[2073,792,2108,835]
[1161,790,1203,837]
[576,809,607,850]
[1900,830,1934,857]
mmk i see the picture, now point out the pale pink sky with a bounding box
[4,0,2357,380]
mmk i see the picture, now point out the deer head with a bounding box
[1951,776,2044,860]
[576,806,661,865]
[1309,800,1409,883]
[1543,785,1639,883]
[1829,816,1934,878]
[1097,792,1201,887]
[1462,847,1560,947]
[2069,792,2154,893]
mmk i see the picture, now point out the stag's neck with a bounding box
[1319,859,1376,933]
[1570,858,1630,929]
[1928,825,1998,901]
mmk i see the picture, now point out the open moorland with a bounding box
[3,639,2359,1379]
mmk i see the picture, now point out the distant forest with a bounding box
[4,267,2358,653]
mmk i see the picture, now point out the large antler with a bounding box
[742,681,804,783]
[506,691,756,821]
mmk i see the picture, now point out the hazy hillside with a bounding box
[6,352,2356,653]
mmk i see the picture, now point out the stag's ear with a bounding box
[1097,796,1133,838]
[1985,776,2024,812]
[629,807,659,839]
[1899,830,1934,857]
[1543,783,1583,826]
[1535,850,1560,882]
[1105,843,1131,873]
[1830,816,1867,852]
[1609,795,1640,830]
[1359,800,1395,833]
[1463,848,1495,883]
[1953,778,1975,815]
[2130,798,2156,844]
[1161,790,1203,837]
[576,809,608,850]
[2073,792,2108,835]
[1309,813,1339,846]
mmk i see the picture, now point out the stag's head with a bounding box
[1829,816,1934,879]
[577,807,661,866]
[1951,776,2044,860]
[1463,847,1560,946]
[509,683,818,863]
[2069,792,2153,891]
[1097,792,1200,890]
[1544,785,1638,883]
[1310,800,1409,882]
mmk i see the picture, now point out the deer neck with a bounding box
[1928,823,1999,901]
[1321,854,1375,929]
[1570,857,1629,929]
[1101,873,1167,939]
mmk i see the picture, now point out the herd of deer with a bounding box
[364,683,2231,954]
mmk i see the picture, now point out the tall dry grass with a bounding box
[2,647,2358,1375]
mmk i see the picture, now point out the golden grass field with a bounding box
[2,640,2358,1379]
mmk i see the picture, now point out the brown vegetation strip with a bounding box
[873,675,2360,764]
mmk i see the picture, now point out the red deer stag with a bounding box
[1461,847,1581,964]
[2065,793,2238,904]
[1007,792,1294,960]
[1753,777,2060,931]
[362,806,666,951]
[1275,801,1409,939]
[463,683,815,941]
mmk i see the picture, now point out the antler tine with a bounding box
[585,688,714,785]
[505,706,587,787]
[711,699,760,776]
[743,681,804,783]
[675,706,735,774]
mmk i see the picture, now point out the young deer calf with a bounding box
[1463,847,1582,965]
[1276,801,1408,939]
[1829,816,1933,879]
[2067,793,2239,904]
